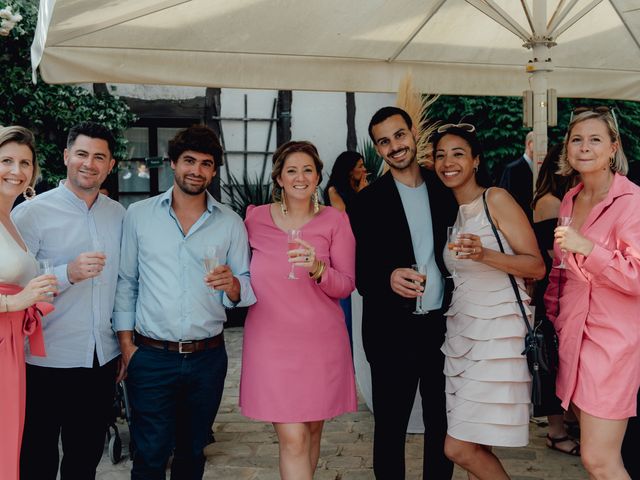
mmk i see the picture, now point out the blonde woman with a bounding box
[545,108,640,479]
[0,126,56,480]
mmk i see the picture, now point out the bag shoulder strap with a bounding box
[481,190,533,335]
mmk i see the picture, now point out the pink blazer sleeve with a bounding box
[317,210,356,299]
[579,206,640,296]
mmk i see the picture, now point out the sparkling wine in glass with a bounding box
[38,259,55,298]
[203,246,220,287]
[287,229,302,280]
[412,263,428,315]
[446,226,460,279]
[92,239,106,285]
[554,216,573,269]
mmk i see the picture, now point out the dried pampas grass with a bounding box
[395,71,439,169]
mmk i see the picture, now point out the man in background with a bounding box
[499,131,534,222]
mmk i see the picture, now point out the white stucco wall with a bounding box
[108,84,397,191]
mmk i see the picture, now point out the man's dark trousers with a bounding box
[622,387,639,478]
[127,342,227,480]
[20,356,118,480]
[368,308,451,479]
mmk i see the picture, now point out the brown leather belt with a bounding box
[135,332,223,354]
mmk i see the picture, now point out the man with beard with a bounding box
[114,125,255,479]
[350,107,457,479]
[13,122,125,479]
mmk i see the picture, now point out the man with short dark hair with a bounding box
[499,131,535,222]
[351,106,456,479]
[13,122,125,480]
[114,125,255,479]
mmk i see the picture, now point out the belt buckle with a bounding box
[178,341,193,354]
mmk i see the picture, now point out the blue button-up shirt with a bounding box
[113,188,255,341]
[11,182,125,367]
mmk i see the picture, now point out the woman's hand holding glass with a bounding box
[452,233,485,260]
[288,237,318,275]
[554,220,594,262]
[10,274,58,310]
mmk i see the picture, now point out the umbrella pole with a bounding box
[529,0,552,187]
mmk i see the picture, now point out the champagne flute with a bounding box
[287,229,302,280]
[446,226,460,278]
[38,259,55,298]
[92,239,106,285]
[554,216,573,269]
[203,246,220,289]
[411,263,428,315]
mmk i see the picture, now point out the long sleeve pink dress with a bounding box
[239,205,357,422]
[0,222,53,480]
[545,174,640,419]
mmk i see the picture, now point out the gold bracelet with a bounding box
[310,261,326,282]
[317,262,326,282]
[309,260,325,281]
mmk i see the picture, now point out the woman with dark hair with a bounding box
[531,144,580,456]
[0,126,56,479]
[323,151,367,346]
[545,109,640,479]
[432,124,545,479]
[323,150,368,214]
[240,141,357,479]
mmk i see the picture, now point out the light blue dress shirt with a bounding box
[113,187,255,341]
[394,179,445,310]
[11,182,126,368]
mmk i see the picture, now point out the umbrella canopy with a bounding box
[32,0,640,100]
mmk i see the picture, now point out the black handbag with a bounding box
[481,191,558,406]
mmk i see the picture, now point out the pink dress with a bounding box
[239,205,357,422]
[1,222,53,480]
[545,174,640,419]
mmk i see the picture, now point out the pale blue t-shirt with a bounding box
[395,179,444,310]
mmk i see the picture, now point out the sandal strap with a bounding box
[546,434,571,445]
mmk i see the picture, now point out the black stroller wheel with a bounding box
[108,425,122,464]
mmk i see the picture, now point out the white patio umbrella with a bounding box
[31,0,640,172]
[29,0,640,433]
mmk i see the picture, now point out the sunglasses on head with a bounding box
[569,105,619,132]
[437,123,476,134]
[573,106,611,115]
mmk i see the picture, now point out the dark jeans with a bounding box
[368,309,453,479]
[622,387,640,479]
[127,343,227,480]
[20,357,118,480]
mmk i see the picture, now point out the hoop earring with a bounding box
[312,188,320,214]
[280,189,288,216]
[23,186,36,201]
[610,156,615,168]
[473,166,478,173]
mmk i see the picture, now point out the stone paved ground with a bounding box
[96,327,587,479]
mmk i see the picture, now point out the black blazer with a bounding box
[350,168,458,361]
[499,156,533,222]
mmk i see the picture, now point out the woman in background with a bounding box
[240,141,357,480]
[545,108,640,479]
[323,150,368,214]
[323,150,368,346]
[0,126,56,480]
[531,144,580,456]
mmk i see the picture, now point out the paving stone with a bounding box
[96,327,589,479]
